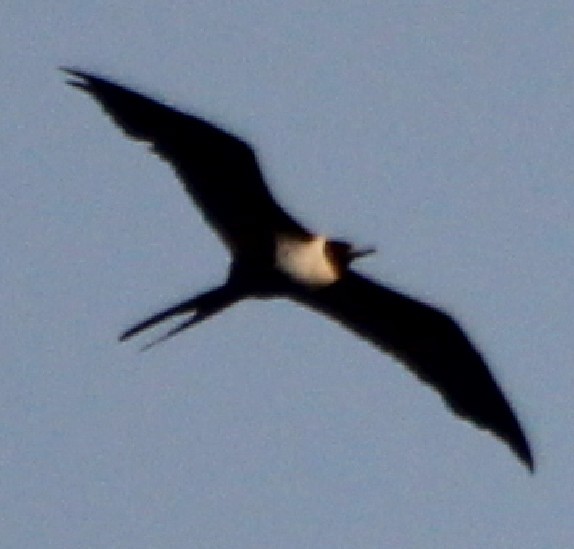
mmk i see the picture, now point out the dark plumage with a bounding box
[64,68,533,471]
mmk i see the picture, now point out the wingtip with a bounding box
[521,449,535,474]
[59,66,82,80]
[509,433,535,474]
[60,67,90,90]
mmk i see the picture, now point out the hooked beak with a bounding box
[349,246,376,261]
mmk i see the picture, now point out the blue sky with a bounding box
[2,2,573,547]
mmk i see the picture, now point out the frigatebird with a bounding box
[64,68,533,471]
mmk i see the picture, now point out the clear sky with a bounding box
[2,2,573,547]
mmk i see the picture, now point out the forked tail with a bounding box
[119,284,243,350]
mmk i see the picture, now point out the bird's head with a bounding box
[326,240,376,271]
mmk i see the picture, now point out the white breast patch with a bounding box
[275,235,338,287]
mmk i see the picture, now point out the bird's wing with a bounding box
[63,68,310,253]
[295,271,533,471]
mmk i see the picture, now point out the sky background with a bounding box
[2,2,573,547]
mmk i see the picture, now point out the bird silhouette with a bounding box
[63,68,533,472]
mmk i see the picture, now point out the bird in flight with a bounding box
[63,68,533,472]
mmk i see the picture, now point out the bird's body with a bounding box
[275,235,341,287]
[64,68,534,471]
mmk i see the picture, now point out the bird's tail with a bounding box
[119,283,243,350]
